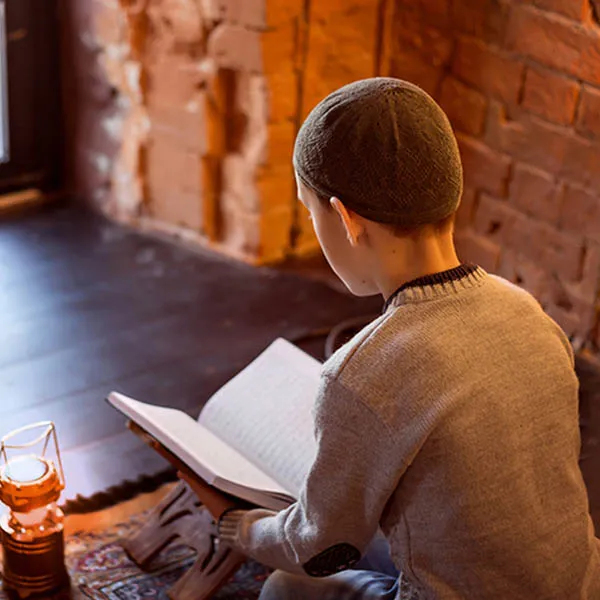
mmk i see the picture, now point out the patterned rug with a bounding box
[0,486,270,599]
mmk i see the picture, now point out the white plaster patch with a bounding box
[79,31,100,51]
[91,153,112,176]
[185,99,201,113]
[102,112,125,140]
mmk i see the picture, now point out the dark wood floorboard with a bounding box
[0,202,380,501]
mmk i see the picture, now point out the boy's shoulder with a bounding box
[320,308,417,422]
[325,272,539,376]
[322,312,391,382]
[321,272,573,420]
[485,272,541,305]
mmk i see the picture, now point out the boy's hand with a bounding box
[177,471,239,520]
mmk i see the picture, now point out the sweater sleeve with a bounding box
[217,375,404,576]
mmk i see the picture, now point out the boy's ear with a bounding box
[330,197,363,247]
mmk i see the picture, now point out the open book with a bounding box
[106,339,321,511]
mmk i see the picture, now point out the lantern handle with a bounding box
[0,421,54,450]
[0,421,65,487]
[51,424,66,487]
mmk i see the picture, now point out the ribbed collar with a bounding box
[383,264,486,313]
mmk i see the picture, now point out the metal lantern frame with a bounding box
[0,421,65,489]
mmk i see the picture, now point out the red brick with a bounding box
[503,210,546,264]
[506,5,600,85]
[560,185,600,243]
[263,0,303,25]
[439,77,487,136]
[146,56,201,112]
[218,207,261,259]
[473,193,559,268]
[494,209,582,280]
[457,134,512,197]
[473,193,521,242]
[580,242,600,297]
[529,0,590,21]
[455,187,478,229]
[487,103,580,178]
[543,278,596,337]
[294,206,319,255]
[450,0,509,44]
[147,134,201,197]
[560,134,600,189]
[509,163,562,224]
[393,0,451,31]
[546,298,594,339]
[455,230,501,272]
[258,207,295,263]
[301,0,378,114]
[262,20,301,122]
[257,164,295,214]
[487,101,600,198]
[521,66,579,125]
[540,225,585,281]
[147,137,202,231]
[148,105,205,153]
[221,0,266,28]
[497,249,550,297]
[577,85,600,138]
[394,23,453,68]
[147,1,204,44]
[452,37,524,104]
[388,48,443,97]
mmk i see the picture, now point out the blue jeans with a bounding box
[258,533,411,600]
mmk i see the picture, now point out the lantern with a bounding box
[0,422,69,598]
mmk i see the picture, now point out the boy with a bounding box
[182,78,600,599]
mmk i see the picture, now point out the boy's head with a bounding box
[293,77,463,296]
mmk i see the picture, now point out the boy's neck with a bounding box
[372,232,461,301]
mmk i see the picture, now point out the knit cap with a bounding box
[293,77,463,228]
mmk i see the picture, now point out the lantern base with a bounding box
[0,516,69,599]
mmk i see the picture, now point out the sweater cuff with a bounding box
[217,509,249,546]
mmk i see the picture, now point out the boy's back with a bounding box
[326,266,600,598]
[198,78,600,599]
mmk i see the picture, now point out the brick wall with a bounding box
[385,0,600,350]
[62,0,389,264]
[63,0,294,264]
[63,0,600,350]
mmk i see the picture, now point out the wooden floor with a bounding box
[0,202,380,503]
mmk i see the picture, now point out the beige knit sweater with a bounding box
[220,267,600,599]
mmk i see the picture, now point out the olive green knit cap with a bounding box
[293,77,463,227]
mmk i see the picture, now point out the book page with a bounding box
[199,339,320,498]
[107,393,290,500]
